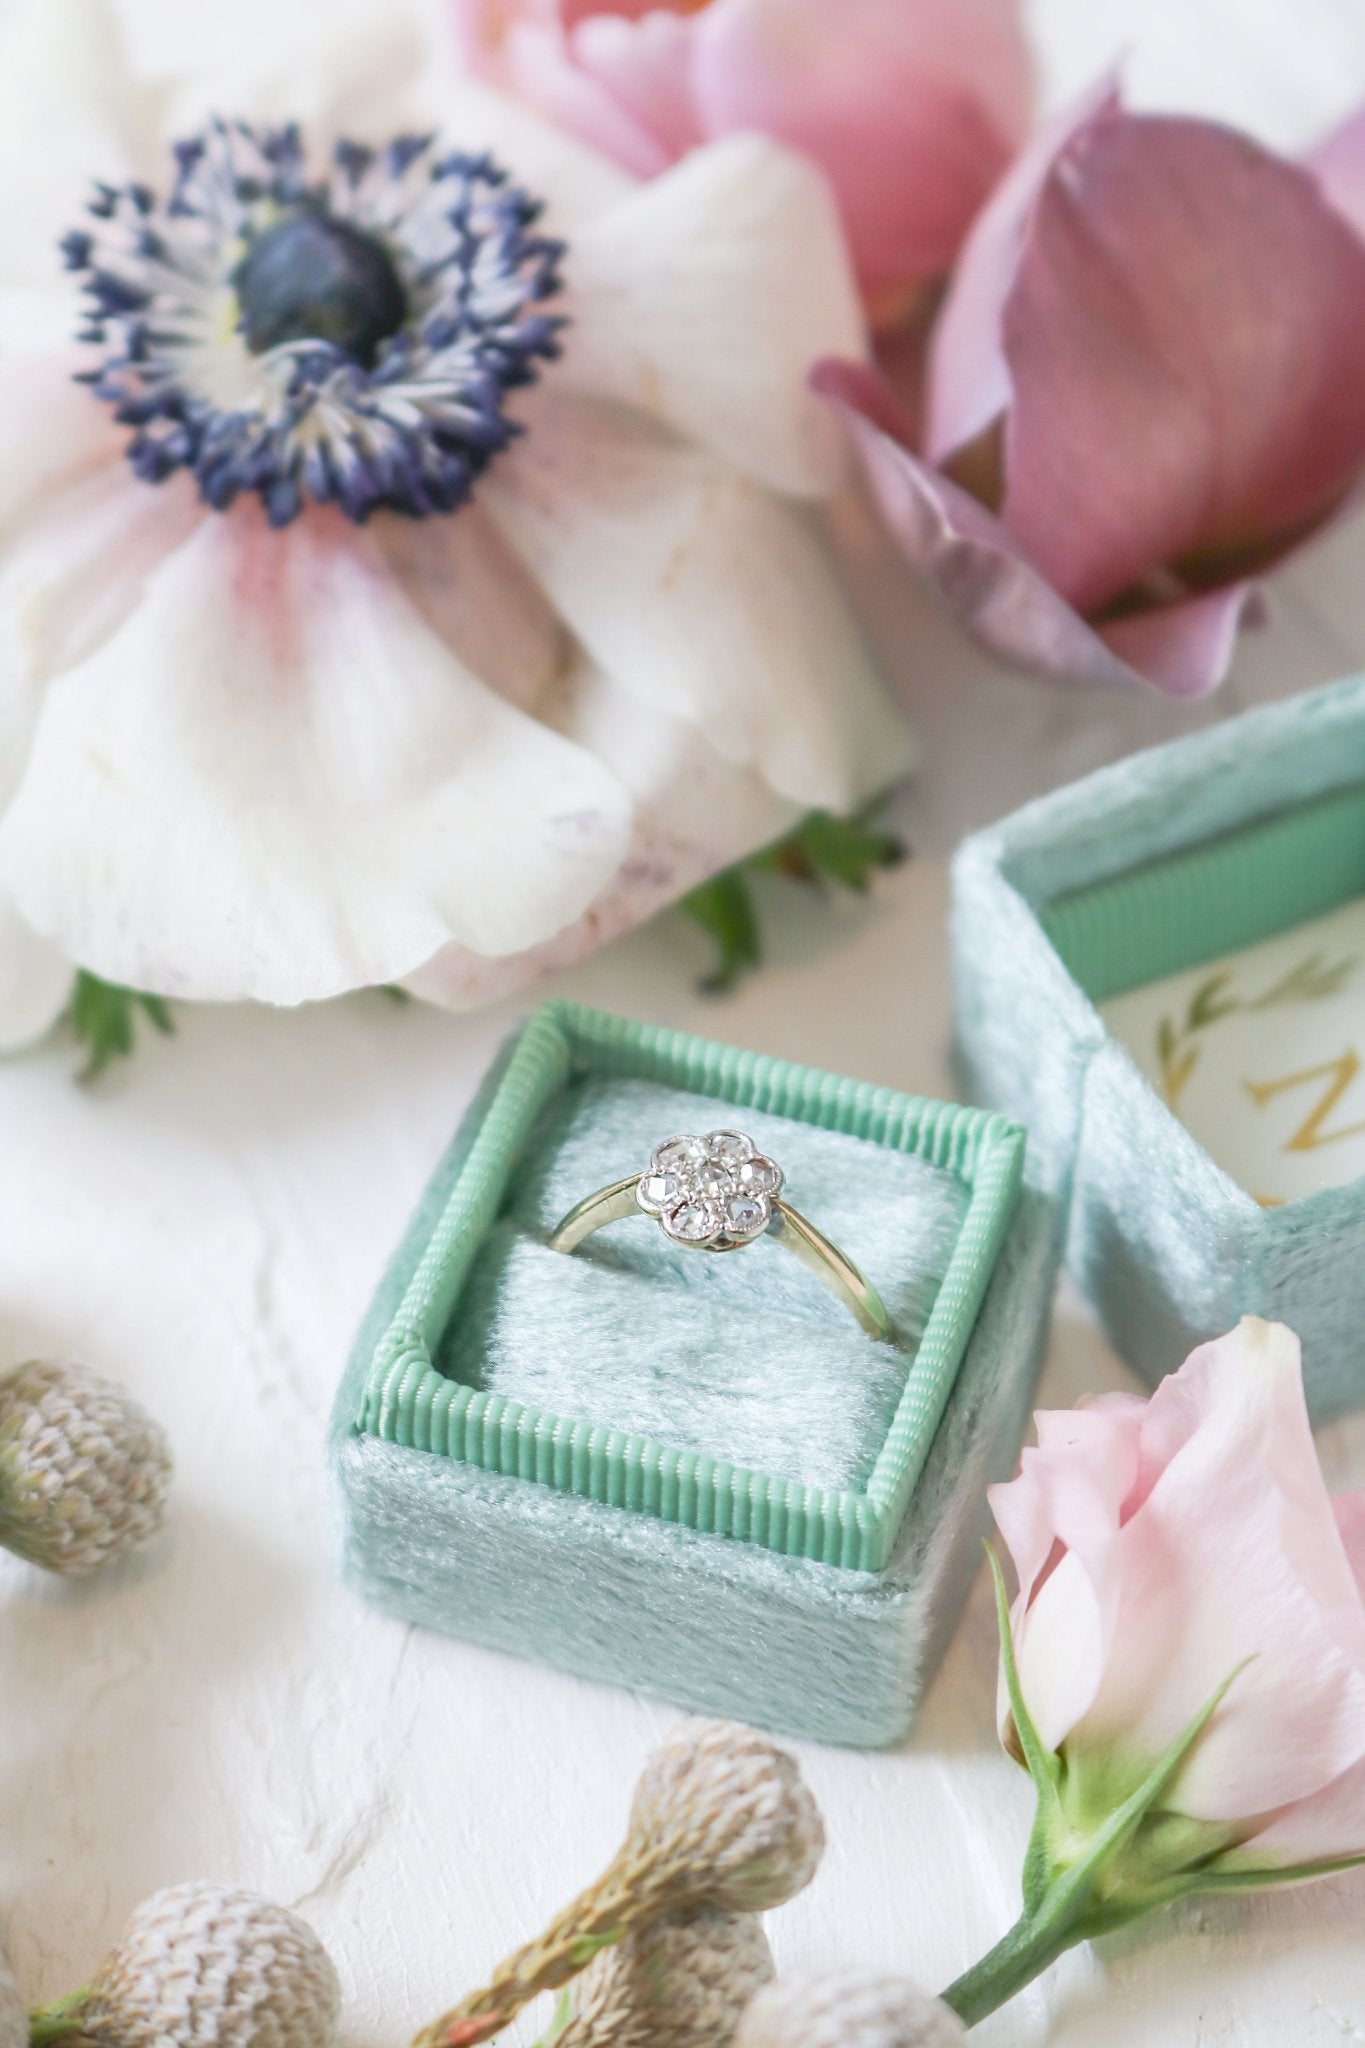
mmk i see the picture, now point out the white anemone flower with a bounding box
[0,0,912,1042]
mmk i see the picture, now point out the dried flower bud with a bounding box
[0,1361,171,1575]
[736,1971,966,2048]
[561,1910,773,2048]
[627,1721,825,1913]
[51,1884,340,2048]
[413,1721,823,2048]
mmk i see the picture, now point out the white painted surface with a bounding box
[3,4,1365,2043]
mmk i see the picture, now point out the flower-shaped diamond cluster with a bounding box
[637,1131,783,1247]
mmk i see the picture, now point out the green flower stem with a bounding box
[28,1990,90,2044]
[941,1909,1077,2027]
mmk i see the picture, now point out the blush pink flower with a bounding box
[993,1316,1365,1851]
[820,93,1365,698]
[941,1318,1365,2026]
[449,0,1034,325]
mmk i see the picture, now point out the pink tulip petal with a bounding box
[925,81,1117,465]
[819,363,1185,692]
[1001,110,1365,614]
[1309,105,1365,238]
[1068,1322,1365,1821]
[1096,583,1264,702]
[691,0,1033,304]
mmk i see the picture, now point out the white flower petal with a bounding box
[156,0,442,152]
[0,464,191,708]
[0,888,71,1052]
[0,0,149,290]
[404,653,799,1008]
[0,355,126,540]
[557,134,865,496]
[0,464,191,864]
[0,292,79,356]
[485,392,914,812]
[371,506,569,718]
[0,508,634,1004]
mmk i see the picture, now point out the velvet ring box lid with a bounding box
[331,1000,1059,1747]
[953,670,1365,1424]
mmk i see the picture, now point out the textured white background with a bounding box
[5,2,1365,2042]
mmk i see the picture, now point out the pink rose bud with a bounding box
[450,0,1034,322]
[943,1318,1365,2025]
[820,90,1365,696]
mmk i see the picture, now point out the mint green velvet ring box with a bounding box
[954,673,1365,1423]
[331,1001,1060,1747]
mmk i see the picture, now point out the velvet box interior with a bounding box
[954,671,1365,1421]
[330,1000,1059,1746]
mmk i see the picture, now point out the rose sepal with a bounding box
[941,1551,1253,2026]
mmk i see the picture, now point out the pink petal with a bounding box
[451,2,677,175]
[1309,105,1365,238]
[570,10,707,164]
[1065,1322,1365,1821]
[691,0,1034,306]
[817,362,1177,691]
[0,352,125,540]
[1233,1747,1365,1869]
[1334,1496,1365,1598]
[1096,583,1265,702]
[1000,109,1365,613]
[990,1397,1147,1750]
[925,81,1117,466]
[501,16,676,175]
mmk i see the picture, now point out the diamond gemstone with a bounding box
[641,1129,780,1250]
[637,1171,679,1214]
[664,1197,718,1243]
[724,1193,768,1239]
[655,1135,709,1173]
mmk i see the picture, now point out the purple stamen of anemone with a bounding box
[62,120,566,527]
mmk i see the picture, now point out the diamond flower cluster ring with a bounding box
[549,1129,893,1341]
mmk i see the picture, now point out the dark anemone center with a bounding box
[233,208,408,365]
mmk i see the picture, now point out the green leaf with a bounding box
[1180,1846,1365,1894]
[680,870,761,994]
[1156,1016,1177,1066]
[68,972,176,1082]
[681,805,906,993]
[986,1543,1067,1915]
[769,807,906,891]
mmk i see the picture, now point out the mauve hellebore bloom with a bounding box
[449,0,1035,325]
[941,1319,1365,2025]
[821,92,1365,699]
